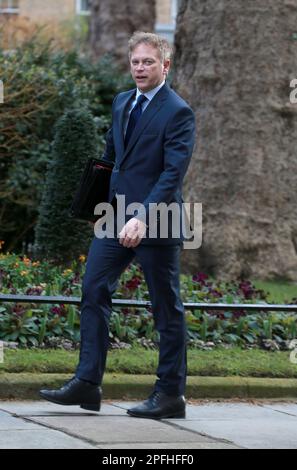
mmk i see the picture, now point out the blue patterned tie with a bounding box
[124,94,148,148]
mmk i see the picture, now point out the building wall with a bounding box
[0,0,177,46]
[19,0,75,20]
[14,0,175,24]
[156,0,172,25]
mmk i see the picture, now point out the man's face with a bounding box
[130,43,170,93]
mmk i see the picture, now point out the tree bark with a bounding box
[89,0,156,71]
[173,0,297,280]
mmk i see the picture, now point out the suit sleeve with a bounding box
[101,95,118,163]
[135,106,196,224]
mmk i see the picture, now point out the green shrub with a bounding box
[33,108,97,262]
[0,36,132,252]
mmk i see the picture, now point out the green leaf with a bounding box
[242,333,255,344]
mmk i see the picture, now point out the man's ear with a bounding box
[163,59,171,77]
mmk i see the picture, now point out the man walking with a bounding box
[40,32,196,419]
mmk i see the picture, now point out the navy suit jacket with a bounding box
[102,81,196,245]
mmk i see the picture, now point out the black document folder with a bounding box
[70,158,114,222]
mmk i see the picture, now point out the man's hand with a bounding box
[119,217,147,248]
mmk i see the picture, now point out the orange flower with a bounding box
[20,270,29,276]
[79,255,86,263]
[63,269,73,276]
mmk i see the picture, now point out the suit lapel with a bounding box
[119,82,170,167]
[116,89,136,156]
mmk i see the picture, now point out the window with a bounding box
[155,0,179,43]
[171,0,179,25]
[76,0,90,15]
[0,0,19,13]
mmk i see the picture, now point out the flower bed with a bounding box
[0,251,296,350]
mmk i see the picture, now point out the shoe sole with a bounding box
[127,410,186,420]
[80,403,100,412]
[39,392,100,412]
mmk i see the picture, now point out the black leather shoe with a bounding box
[39,377,101,412]
[127,391,186,419]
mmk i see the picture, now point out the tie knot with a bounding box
[137,94,147,105]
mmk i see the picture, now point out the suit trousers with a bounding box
[75,231,187,396]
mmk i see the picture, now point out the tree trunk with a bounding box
[173,0,297,280]
[89,0,156,71]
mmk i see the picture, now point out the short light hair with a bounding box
[128,31,173,63]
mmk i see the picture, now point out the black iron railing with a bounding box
[1,293,297,312]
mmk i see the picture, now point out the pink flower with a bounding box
[239,281,254,299]
[125,276,142,291]
[26,286,43,295]
[192,272,208,284]
[50,304,67,317]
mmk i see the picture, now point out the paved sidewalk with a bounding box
[0,400,296,449]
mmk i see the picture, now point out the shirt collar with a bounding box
[136,80,166,102]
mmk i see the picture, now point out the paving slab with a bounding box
[0,401,121,417]
[4,400,297,449]
[0,429,96,449]
[99,442,237,449]
[182,402,286,420]
[168,403,297,449]
[0,410,40,430]
[261,403,297,417]
[0,400,239,449]
[0,410,95,449]
[28,415,226,447]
